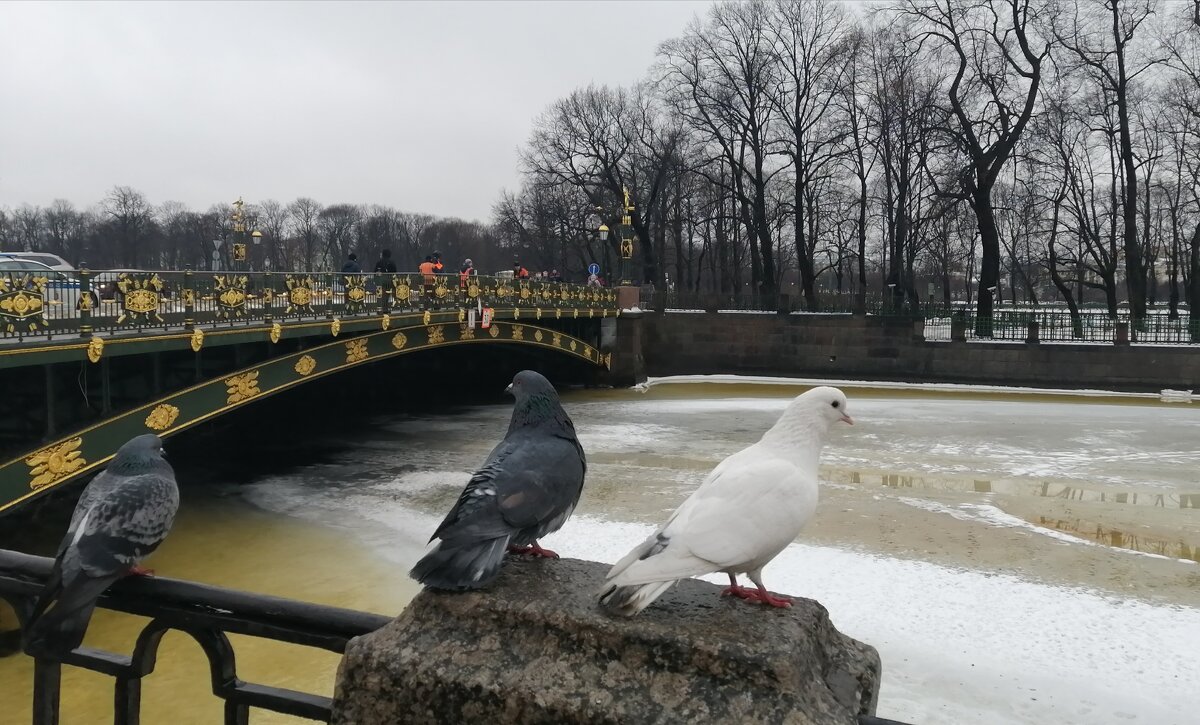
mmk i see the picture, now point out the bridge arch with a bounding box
[0,321,607,513]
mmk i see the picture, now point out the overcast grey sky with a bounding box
[0,0,712,222]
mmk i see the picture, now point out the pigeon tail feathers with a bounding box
[409,536,510,591]
[599,580,676,617]
[23,572,120,658]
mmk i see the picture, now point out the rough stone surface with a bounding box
[332,558,880,725]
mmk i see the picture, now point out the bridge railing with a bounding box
[0,270,619,341]
[0,548,390,724]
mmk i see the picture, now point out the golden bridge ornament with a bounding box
[381,314,390,331]
[26,437,86,490]
[190,327,205,352]
[422,310,432,326]
[345,339,368,363]
[116,273,164,325]
[225,371,261,404]
[511,325,524,341]
[391,331,408,350]
[269,322,282,344]
[285,275,316,314]
[0,273,47,333]
[392,277,412,304]
[213,274,248,320]
[466,281,481,299]
[294,354,317,376]
[87,335,104,363]
[144,404,180,431]
[331,318,342,337]
[427,325,445,344]
[344,276,368,312]
[460,323,475,340]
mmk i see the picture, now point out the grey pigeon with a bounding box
[600,386,852,616]
[410,370,586,590]
[24,434,179,657]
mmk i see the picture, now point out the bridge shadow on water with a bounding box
[2,342,598,546]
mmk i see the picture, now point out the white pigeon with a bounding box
[599,386,852,616]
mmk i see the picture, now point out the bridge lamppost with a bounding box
[230,197,261,272]
[594,187,636,287]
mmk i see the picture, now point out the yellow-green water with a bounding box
[0,495,418,724]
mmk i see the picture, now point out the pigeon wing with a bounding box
[73,472,179,577]
[607,457,805,586]
[431,434,584,544]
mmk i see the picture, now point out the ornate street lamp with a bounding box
[593,187,636,286]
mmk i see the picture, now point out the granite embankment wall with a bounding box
[643,312,1199,392]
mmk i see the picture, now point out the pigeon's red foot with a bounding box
[754,590,792,608]
[127,565,155,577]
[721,584,757,601]
[508,542,559,559]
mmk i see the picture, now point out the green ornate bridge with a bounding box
[0,268,634,516]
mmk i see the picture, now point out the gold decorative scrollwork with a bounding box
[285,275,316,314]
[535,308,542,320]
[534,329,544,342]
[559,288,571,303]
[116,273,164,325]
[427,325,445,344]
[391,331,408,349]
[460,323,475,340]
[513,307,521,320]
[511,325,524,341]
[269,322,282,344]
[497,283,513,299]
[519,284,532,300]
[552,332,562,347]
[190,328,205,352]
[331,318,341,337]
[144,404,180,431]
[569,340,578,351]
[345,339,368,363]
[381,314,390,331]
[555,308,562,319]
[225,371,261,404]
[392,277,413,304]
[488,325,500,338]
[583,346,594,360]
[213,275,249,320]
[344,276,367,313]
[466,281,481,299]
[573,309,579,319]
[434,281,450,299]
[87,335,104,363]
[294,354,317,376]
[422,310,432,326]
[183,288,195,307]
[26,437,86,491]
[0,272,47,333]
[457,308,466,323]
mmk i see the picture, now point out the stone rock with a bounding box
[332,557,880,725]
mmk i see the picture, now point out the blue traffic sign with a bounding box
[587,263,600,275]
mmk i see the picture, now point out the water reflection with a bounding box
[1037,516,1200,564]
[828,466,1200,509]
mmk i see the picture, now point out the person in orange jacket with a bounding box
[459,258,477,288]
[419,255,437,304]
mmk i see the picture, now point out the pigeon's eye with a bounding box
[831,401,840,409]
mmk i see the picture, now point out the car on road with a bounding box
[0,256,84,314]
[0,251,75,272]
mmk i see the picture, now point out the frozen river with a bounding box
[3,377,1196,723]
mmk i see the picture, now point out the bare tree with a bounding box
[288,197,323,270]
[1054,0,1164,321]
[900,0,1051,333]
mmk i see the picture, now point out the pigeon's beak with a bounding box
[504,383,514,395]
[839,413,854,425]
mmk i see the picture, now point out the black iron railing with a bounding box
[0,549,390,724]
[648,289,1198,345]
[0,270,619,341]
